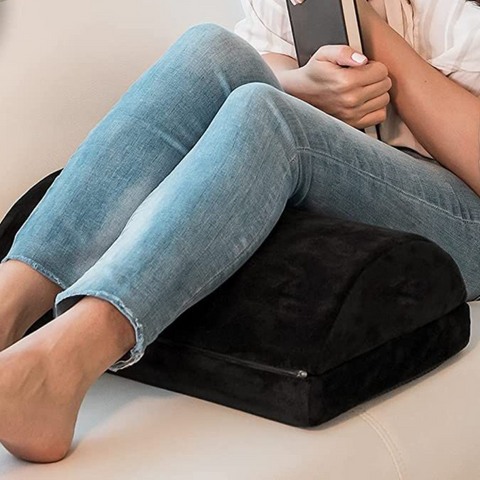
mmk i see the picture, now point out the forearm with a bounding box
[261,52,299,95]
[357,0,480,196]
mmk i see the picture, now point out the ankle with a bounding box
[0,259,61,329]
[44,297,136,385]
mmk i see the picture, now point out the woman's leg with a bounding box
[46,79,479,373]
[2,28,480,464]
[0,261,62,350]
[0,23,281,345]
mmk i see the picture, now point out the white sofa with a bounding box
[1,1,480,478]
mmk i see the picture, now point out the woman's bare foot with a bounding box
[0,308,31,352]
[0,296,136,463]
[0,344,85,463]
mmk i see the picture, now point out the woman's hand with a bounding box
[277,45,392,129]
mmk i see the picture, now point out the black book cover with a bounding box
[286,0,380,140]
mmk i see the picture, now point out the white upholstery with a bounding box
[0,0,242,219]
[1,1,480,478]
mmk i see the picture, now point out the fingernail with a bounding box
[352,52,367,63]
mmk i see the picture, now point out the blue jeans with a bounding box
[2,24,480,372]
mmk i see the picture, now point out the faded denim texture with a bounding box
[2,23,480,371]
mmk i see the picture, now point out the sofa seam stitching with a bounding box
[358,408,407,480]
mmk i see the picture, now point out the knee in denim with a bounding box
[177,23,269,79]
[229,82,284,115]
[181,23,245,55]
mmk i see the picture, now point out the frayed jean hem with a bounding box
[54,289,147,372]
[0,254,68,290]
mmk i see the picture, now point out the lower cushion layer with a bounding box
[110,302,470,427]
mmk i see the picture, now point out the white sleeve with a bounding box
[234,0,297,59]
[425,0,480,76]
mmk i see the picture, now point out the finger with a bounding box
[351,61,390,86]
[357,92,391,118]
[356,107,388,129]
[313,44,368,68]
[358,77,392,103]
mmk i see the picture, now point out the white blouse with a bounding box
[234,0,480,159]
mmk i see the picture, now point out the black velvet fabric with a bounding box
[0,171,471,427]
[0,170,62,261]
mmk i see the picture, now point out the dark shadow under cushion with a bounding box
[1,170,471,427]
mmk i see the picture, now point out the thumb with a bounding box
[312,44,368,67]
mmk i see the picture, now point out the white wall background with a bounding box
[0,0,243,218]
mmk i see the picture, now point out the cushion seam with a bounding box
[156,302,467,379]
